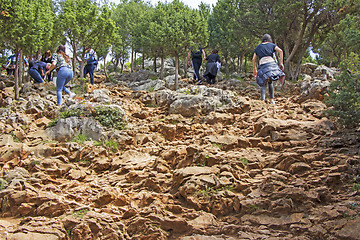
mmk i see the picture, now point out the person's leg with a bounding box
[260,85,267,100]
[84,65,89,78]
[56,68,73,105]
[56,68,66,105]
[28,68,44,83]
[89,64,95,84]
[192,60,201,82]
[62,68,73,95]
[268,81,274,99]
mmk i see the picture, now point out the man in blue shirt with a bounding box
[28,61,50,83]
[84,47,98,85]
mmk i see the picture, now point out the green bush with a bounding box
[93,106,126,130]
[51,106,126,130]
[325,53,360,128]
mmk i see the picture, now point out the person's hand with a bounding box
[253,70,257,78]
[280,63,284,70]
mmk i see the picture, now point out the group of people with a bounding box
[188,47,221,85]
[2,46,97,106]
[188,33,285,104]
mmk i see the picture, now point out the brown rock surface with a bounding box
[0,73,359,240]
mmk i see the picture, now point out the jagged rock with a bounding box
[46,117,103,141]
[300,63,318,75]
[313,65,337,80]
[90,89,111,103]
[0,70,358,240]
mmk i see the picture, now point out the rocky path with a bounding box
[0,72,359,240]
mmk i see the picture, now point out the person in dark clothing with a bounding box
[203,49,221,84]
[28,61,50,84]
[5,54,16,76]
[252,34,285,104]
[188,47,206,84]
[84,47,98,85]
[41,50,53,81]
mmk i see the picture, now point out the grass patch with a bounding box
[72,209,89,219]
[95,140,120,153]
[70,134,88,144]
[239,157,249,165]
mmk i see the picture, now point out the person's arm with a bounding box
[45,61,56,75]
[202,49,206,61]
[252,53,258,77]
[275,46,284,70]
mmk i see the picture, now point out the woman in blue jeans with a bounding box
[45,45,75,105]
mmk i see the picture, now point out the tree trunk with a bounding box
[175,55,179,90]
[142,53,145,69]
[72,42,77,77]
[14,47,19,100]
[244,55,247,73]
[103,53,108,79]
[19,50,24,85]
[225,56,229,75]
[153,56,157,73]
[160,56,164,80]
[131,48,134,72]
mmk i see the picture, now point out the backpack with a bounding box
[29,60,38,68]
[191,49,202,58]
[87,55,98,65]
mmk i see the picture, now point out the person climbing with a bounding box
[252,34,285,104]
[187,46,206,85]
[41,50,54,81]
[83,47,98,85]
[203,49,221,85]
[28,61,50,84]
[45,45,75,106]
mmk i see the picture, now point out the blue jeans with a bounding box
[57,67,73,105]
[260,80,274,100]
[84,64,95,84]
[28,68,44,83]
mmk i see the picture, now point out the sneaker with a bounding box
[270,100,275,105]
[69,92,76,100]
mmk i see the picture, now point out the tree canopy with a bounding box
[0,0,359,82]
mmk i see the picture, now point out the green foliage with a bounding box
[1,196,9,212]
[325,53,360,128]
[54,105,125,130]
[94,140,120,153]
[239,157,249,165]
[0,179,7,190]
[72,209,89,218]
[10,132,21,143]
[48,118,59,127]
[59,109,82,119]
[70,134,88,144]
[93,106,126,130]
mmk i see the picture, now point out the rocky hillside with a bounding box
[0,64,359,240]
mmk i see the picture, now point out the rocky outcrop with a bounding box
[0,67,359,240]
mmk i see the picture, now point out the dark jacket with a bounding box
[256,61,285,86]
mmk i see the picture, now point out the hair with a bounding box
[261,34,272,43]
[56,45,71,63]
[212,49,218,54]
[45,50,51,56]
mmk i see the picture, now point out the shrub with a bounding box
[93,106,126,130]
[325,53,360,128]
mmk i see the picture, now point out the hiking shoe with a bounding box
[270,100,275,105]
[69,92,76,100]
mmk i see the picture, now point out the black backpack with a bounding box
[29,60,38,68]
[191,49,202,58]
